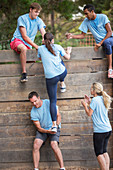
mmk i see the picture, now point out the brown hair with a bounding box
[44,32,56,56]
[30,2,42,11]
[28,91,39,99]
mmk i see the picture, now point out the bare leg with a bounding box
[51,141,64,169]
[17,44,27,73]
[33,138,43,169]
[97,154,106,170]
[103,152,110,170]
[52,121,57,127]
[106,54,112,70]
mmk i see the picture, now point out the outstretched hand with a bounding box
[84,94,91,104]
[66,47,72,54]
[81,94,91,108]
[94,43,101,52]
[65,33,73,39]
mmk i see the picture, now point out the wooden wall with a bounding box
[0,47,112,170]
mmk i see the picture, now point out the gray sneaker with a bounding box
[20,73,28,82]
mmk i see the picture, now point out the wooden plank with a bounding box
[0,147,112,163]
[0,59,108,77]
[0,123,94,138]
[0,123,113,138]
[0,99,111,113]
[70,46,105,60]
[0,62,44,77]
[0,149,98,162]
[0,109,112,126]
[0,82,111,101]
[0,99,91,113]
[0,72,112,101]
[1,159,113,169]
[0,134,112,150]
[0,47,105,62]
[0,161,100,169]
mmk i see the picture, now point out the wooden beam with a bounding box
[0,47,105,62]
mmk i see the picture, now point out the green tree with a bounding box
[0,0,31,40]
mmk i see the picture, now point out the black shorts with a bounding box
[93,131,112,157]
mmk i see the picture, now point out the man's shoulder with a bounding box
[36,16,43,22]
[82,18,89,24]
[97,13,107,19]
[18,13,28,19]
[31,106,36,112]
[98,13,107,17]
[42,99,50,105]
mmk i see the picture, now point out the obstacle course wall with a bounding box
[0,47,112,170]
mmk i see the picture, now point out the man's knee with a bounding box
[50,141,58,150]
[33,139,43,151]
[17,44,27,52]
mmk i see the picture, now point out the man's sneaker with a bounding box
[51,126,57,133]
[108,70,113,78]
[60,82,66,93]
[60,168,65,170]
[20,73,28,82]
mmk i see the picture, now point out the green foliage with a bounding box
[0,0,112,48]
[0,0,31,40]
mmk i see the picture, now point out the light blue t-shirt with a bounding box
[37,44,66,78]
[11,13,46,48]
[31,99,61,130]
[79,14,113,44]
[90,96,112,133]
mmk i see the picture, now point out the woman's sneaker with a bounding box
[51,126,57,133]
[108,70,113,78]
[21,73,28,82]
[60,82,66,93]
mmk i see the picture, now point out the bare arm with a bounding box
[40,27,46,44]
[81,100,93,117]
[33,120,54,134]
[66,32,86,39]
[33,108,61,133]
[95,23,112,50]
[63,47,72,60]
[20,26,38,49]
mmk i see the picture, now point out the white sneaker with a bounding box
[60,82,66,93]
[51,126,57,133]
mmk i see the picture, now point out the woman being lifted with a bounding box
[37,32,72,132]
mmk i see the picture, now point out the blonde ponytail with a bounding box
[92,82,112,109]
[102,91,111,109]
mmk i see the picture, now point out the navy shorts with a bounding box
[102,36,113,55]
[35,128,60,143]
[93,131,112,157]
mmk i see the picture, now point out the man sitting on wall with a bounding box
[66,4,113,78]
[10,3,46,82]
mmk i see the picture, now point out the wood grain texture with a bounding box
[0,47,112,169]
[0,47,105,62]
[0,72,112,101]
[0,59,108,77]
